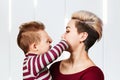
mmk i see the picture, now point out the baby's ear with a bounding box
[29,42,38,51]
[79,32,88,42]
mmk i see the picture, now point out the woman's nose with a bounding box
[61,33,65,40]
[49,37,52,43]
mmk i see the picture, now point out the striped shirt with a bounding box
[23,40,68,80]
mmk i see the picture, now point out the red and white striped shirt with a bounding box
[23,40,68,80]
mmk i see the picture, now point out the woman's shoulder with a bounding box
[85,66,103,74]
[86,66,102,72]
[82,66,104,80]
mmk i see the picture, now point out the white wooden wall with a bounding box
[0,0,120,80]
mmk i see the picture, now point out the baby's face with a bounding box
[37,30,52,54]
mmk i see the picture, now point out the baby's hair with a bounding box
[17,21,45,54]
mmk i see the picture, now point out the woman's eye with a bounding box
[66,30,70,33]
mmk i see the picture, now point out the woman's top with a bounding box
[50,61,104,80]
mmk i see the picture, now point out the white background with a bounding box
[0,0,120,80]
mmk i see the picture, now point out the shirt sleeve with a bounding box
[32,40,68,75]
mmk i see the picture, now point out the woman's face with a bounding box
[62,19,81,51]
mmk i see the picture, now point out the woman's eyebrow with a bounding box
[66,26,70,29]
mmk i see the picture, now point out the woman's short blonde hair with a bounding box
[72,10,103,40]
[71,10,103,51]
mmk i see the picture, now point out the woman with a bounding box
[50,10,104,80]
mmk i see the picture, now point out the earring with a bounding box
[80,41,81,43]
[80,41,83,44]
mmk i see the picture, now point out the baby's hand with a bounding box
[60,39,69,51]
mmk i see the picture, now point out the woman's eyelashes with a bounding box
[66,30,70,33]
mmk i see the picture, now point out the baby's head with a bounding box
[17,21,52,55]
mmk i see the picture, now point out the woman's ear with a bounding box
[79,32,88,42]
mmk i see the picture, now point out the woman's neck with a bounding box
[60,46,95,74]
[71,53,88,62]
[68,46,89,65]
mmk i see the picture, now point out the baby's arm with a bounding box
[33,40,68,74]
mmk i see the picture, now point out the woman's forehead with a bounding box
[67,20,76,28]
